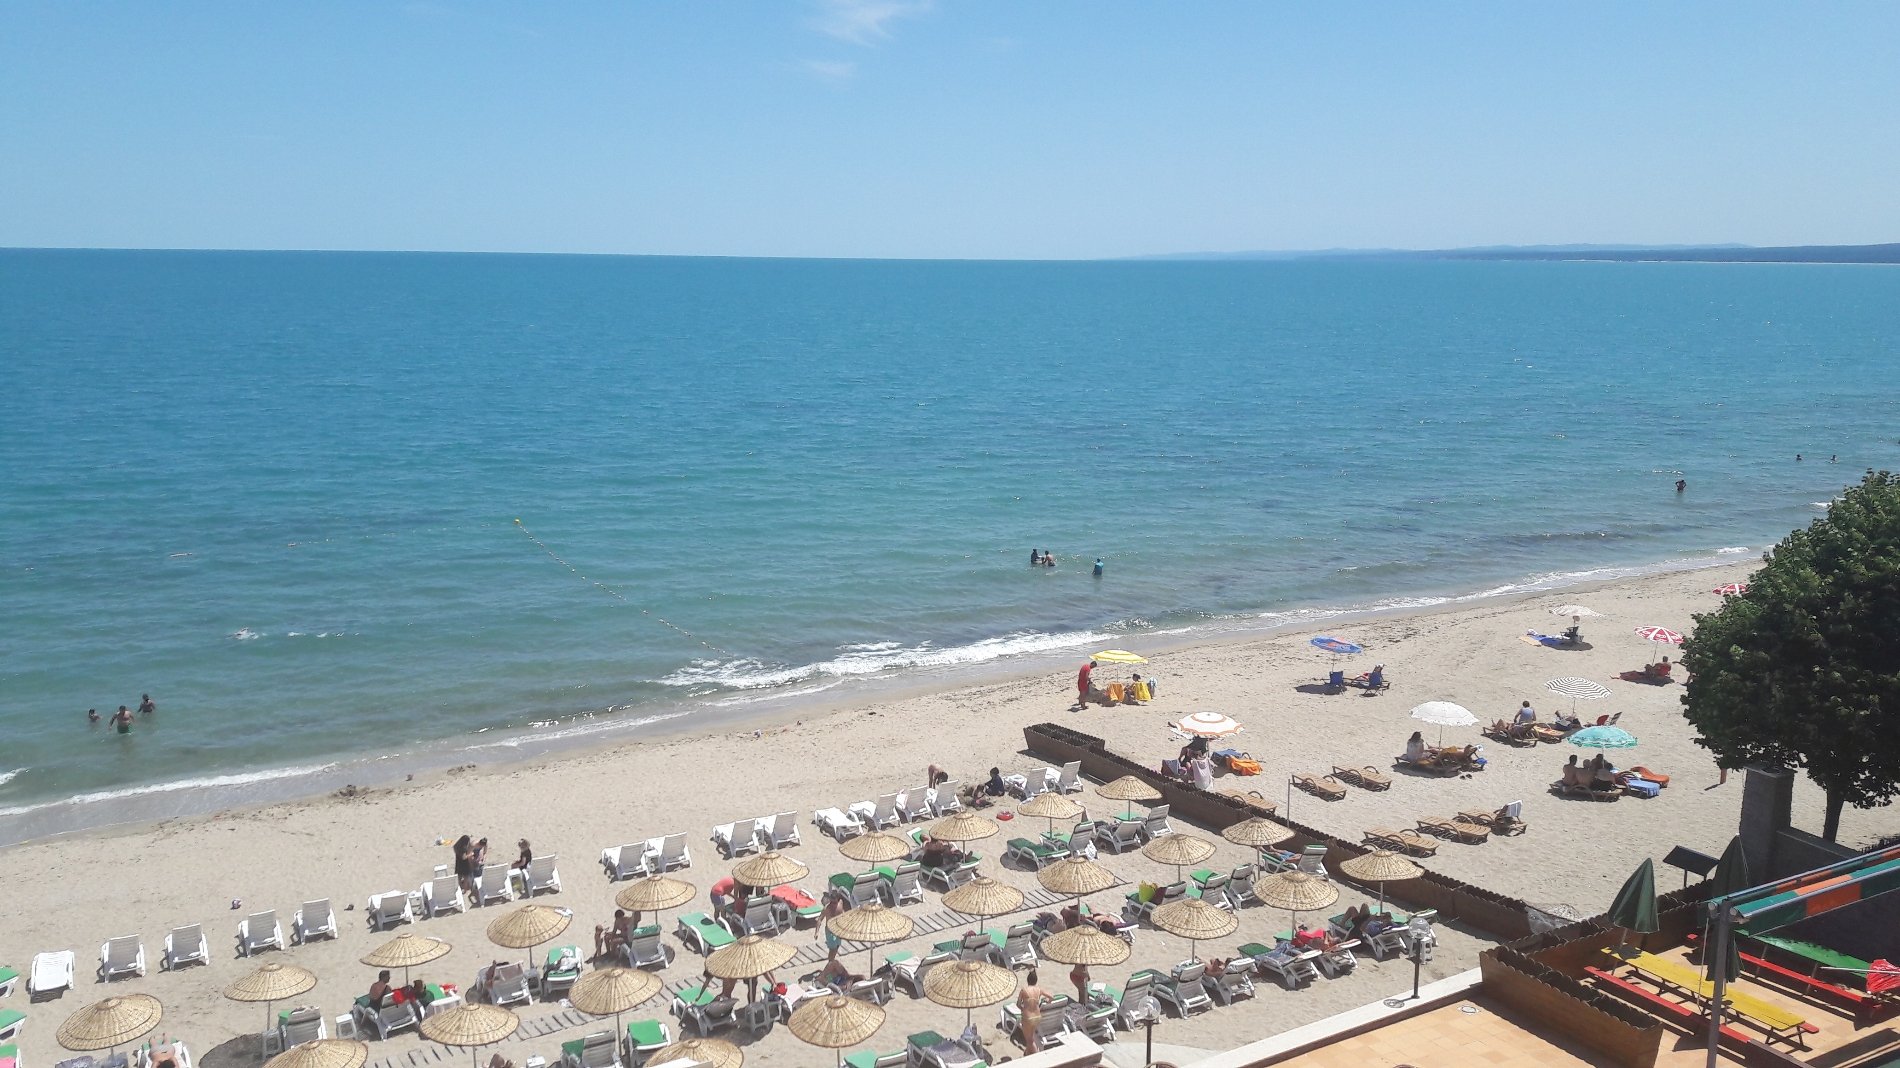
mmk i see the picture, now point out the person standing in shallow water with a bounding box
[1676,479,1686,493]
[138,694,155,715]
[110,706,133,733]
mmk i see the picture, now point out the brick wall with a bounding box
[1479,948,1664,1068]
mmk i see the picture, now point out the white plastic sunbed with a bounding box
[163,925,209,970]
[366,891,415,931]
[294,899,338,944]
[522,854,562,896]
[29,950,75,998]
[644,833,691,873]
[600,844,648,881]
[475,867,514,905]
[848,793,901,830]
[812,807,864,841]
[711,818,762,860]
[896,788,931,823]
[421,876,467,918]
[929,781,963,816]
[98,936,145,980]
[761,810,801,850]
[237,911,285,956]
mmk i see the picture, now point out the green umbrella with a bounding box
[1607,859,1659,951]
[1701,837,1750,982]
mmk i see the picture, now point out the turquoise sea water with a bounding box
[2,250,1896,841]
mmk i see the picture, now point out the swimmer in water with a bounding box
[1092,558,1104,577]
[1030,549,1042,566]
[110,706,133,734]
[1675,479,1686,493]
[88,707,101,725]
[138,693,155,715]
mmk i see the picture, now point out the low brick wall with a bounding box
[1023,722,1536,941]
[1480,947,1665,1068]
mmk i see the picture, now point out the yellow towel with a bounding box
[1132,682,1151,701]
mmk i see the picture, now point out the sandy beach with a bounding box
[6,559,1893,1067]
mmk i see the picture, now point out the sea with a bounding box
[2,249,1895,844]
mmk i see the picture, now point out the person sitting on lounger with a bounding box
[1059,903,1083,930]
[1292,925,1332,951]
[1202,957,1233,979]
[1560,754,1584,789]
[1404,731,1427,763]
[1645,656,1673,678]
[918,835,964,870]
[1589,755,1618,792]
[594,908,632,960]
[1354,665,1386,689]
[368,970,394,1007]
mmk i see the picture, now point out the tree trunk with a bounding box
[1823,790,1844,842]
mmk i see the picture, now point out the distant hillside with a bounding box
[1134,242,1900,264]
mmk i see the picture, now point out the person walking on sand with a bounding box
[1018,969,1051,1053]
[1076,660,1096,707]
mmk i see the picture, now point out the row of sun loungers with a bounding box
[709,813,801,859]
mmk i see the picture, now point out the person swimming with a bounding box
[1030,549,1042,566]
[1092,558,1104,577]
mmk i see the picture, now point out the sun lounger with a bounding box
[928,781,962,816]
[1218,788,1280,816]
[711,817,763,860]
[676,912,736,955]
[542,945,583,999]
[1363,827,1439,857]
[814,806,865,841]
[473,868,513,906]
[560,1030,620,1068]
[367,890,415,930]
[422,876,468,918]
[886,949,955,999]
[0,1014,22,1045]
[353,997,419,1041]
[1550,779,1620,802]
[1458,801,1527,835]
[279,1007,327,1049]
[1331,765,1391,790]
[842,1050,908,1068]
[1051,760,1082,794]
[671,988,738,1037]
[1123,882,1187,925]
[0,966,16,999]
[1201,959,1258,1004]
[1190,870,1236,910]
[920,857,980,892]
[1293,773,1347,800]
[623,1020,670,1064]
[481,962,531,1006]
[1393,753,1462,776]
[521,854,562,896]
[1004,768,1051,800]
[238,911,285,956]
[762,810,802,849]
[1098,818,1145,854]
[878,861,924,906]
[996,922,1038,970]
[644,833,691,873]
[162,925,208,970]
[1483,720,1538,747]
[1416,815,1491,844]
[1005,837,1066,870]
[999,994,1074,1045]
[1140,803,1173,840]
[896,788,932,823]
[848,794,902,830]
[98,936,145,981]
[599,844,647,881]
[1240,941,1321,989]
[1153,961,1214,1017]
[906,1029,986,1068]
[1042,819,1098,857]
[293,899,338,943]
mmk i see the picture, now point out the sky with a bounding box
[3,2,1897,260]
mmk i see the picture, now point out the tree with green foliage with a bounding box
[1680,470,1900,841]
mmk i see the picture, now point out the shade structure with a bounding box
[924,959,1017,1030]
[1339,850,1422,913]
[1037,856,1116,898]
[788,994,885,1060]
[615,875,695,913]
[361,933,451,983]
[731,850,809,889]
[1222,817,1293,849]
[1144,833,1217,881]
[1712,583,1749,596]
[1568,725,1639,750]
[1634,625,1684,644]
[1544,677,1610,701]
[1608,858,1661,948]
[1016,791,1082,821]
[1177,711,1242,738]
[226,961,319,1046]
[486,904,570,949]
[941,876,1024,927]
[648,1038,743,1068]
[1257,870,1341,934]
[56,995,162,1052]
[420,1003,519,1068]
[705,934,797,980]
[568,967,662,1018]
[1151,898,1238,961]
[1409,700,1478,745]
[1096,774,1162,818]
[827,903,915,946]
[838,831,912,865]
[1551,604,1601,618]
[927,810,998,844]
[266,1040,369,1068]
[1038,924,1131,967]
[1310,636,1362,656]
[1092,649,1147,664]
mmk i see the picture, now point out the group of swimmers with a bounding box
[1029,549,1108,576]
[88,693,156,732]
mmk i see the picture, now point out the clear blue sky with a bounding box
[3,2,1896,259]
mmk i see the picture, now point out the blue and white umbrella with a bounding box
[1310,636,1363,656]
[1568,725,1639,750]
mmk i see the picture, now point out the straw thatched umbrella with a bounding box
[941,876,1024,933]
[361,933,452,985]
[827,903,915,973]
[1038,924,1130,967]
[568,967,661,1050]
[1221,817,1293,850]
[1256,870,1341,936]
[787,994,885,1068]
[615,874,695,937]
[923,959,1017,1031]
[56,995,162,1055]
[1037,857,1116,905]
[418,1003,519,1068]
[1142,833,1217,882]
[731,851,809,890]
[698,934,797,1002]
[266,1039,369,1068]
[839,831,911,871]
[1338,850,1422,914]
[1151,898,1237,962]
[486,904,571,976]
[927,810,998,844]
[1017,791,1083,836]
[649,1038,743,1068]
[225,962,318,1051]
[1096,775,1161,818]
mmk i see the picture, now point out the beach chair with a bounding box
[841,1051,907,1068]
[847,976,892,1005]
[560,1031,621,1068]
[1098,972,1161,1029]
[1394,753,1461,777]
[279,1007,327,1048]
[813,807,865,842]
[848,794,901,830]
[623,1019,670,1064]
[0,965,15,999]
[1293,843,1331,879]
[906,1030,986,1068]
[1099,819,1145,854]
[293,899,338,943]
[837,870,882,909]
[675,912,737,955]
[1204,961,1258,1004]
[1549,779,1620,802]
[542,945,583,999]
[1140,804,1173,840]
[1416,816,1491,844]
[1053,761,1083,794]
[522,854,563,896]
[920,857,979,893]
[366,891,415,931]
[1292,773,1347,800]
[355,999,418,1040]
[880,862,924,907]
[161,925,208,971]
[735,895,781,937]
[1123,882,1187,925]
[955,930,998,963]
[1224,863,1261,907]
[671,989,737,1038]
[1363,828,1439,857]
[1004,837,1065,870]
[1153,962,1213,1017]
[999,993,1074,1043]
[1021,1006,1074,1049]
[928,781,962,816]
[479,963,529,1006]
[473,868,513,906]
[621,925,668,970]
[1043,818,1097,857]
[98,937,144,981]
[896,788,932,823]
[644,833,691,873]
[600,844,648,881]
[711,817,763,860]
[1066,999,1117,1043]
[1482,721,1538,747]
[997,923,1038,969]
[1259,847,1301,873]
[1330,765,1392,790]
[763,811,802,849]
[421,876,468,917]
[887,949,955,999]
[238,911,285,956]
[1193,871,1236,910]
[1241,942,1321,989]
[0,1013,21,1044]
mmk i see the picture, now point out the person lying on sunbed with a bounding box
[1292,925,1335,951]
[1552,711,1582,732]
[1644,656,1673,678]
[917,835,965,870]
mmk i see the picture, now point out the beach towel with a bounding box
[1523,631,1566,648]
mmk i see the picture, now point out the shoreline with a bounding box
[0,547,1755,849]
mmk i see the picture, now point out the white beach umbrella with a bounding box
[1176,711,1242,738]
[1551,604,1600,618]
[1544,676,1610,715]
[1408,701,1476,745]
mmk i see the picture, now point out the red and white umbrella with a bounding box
[1634,626,1683,644]
[1712,583,1748,596]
